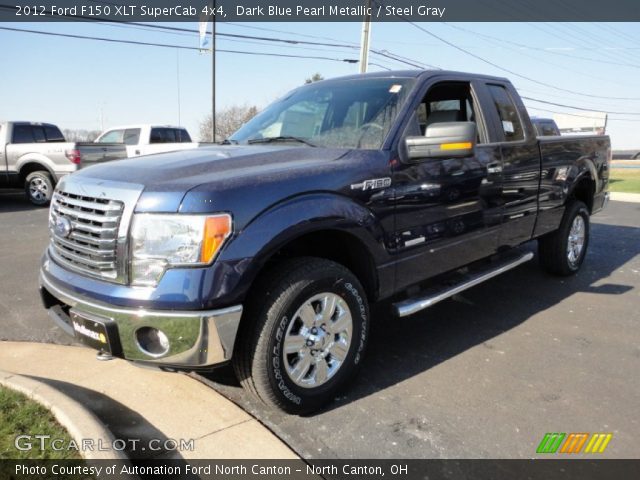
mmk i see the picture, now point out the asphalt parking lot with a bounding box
[1,189,639,459]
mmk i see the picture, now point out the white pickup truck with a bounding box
[0,121,127,205]
[95,124,201,158]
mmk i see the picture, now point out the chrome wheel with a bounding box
[283,292,352,389]
[567,215,586,266]
[29,177,49,203]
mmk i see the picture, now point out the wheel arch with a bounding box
[18,160,57,183]
[569,173,596,213]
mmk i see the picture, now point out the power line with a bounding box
[442,23,640,70]
[389,16,640,100]
[525,105,640,123]
[0,3,437,70]
[0,26,359,63]
[521,96,640,116]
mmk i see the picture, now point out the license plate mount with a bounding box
[70,310,122,357]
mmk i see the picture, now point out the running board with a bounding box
[393,251,534,317]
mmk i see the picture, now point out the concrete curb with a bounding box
[0,369,127,461]
[610,192,640,203]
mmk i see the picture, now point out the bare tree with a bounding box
[62,129,101,142]
[305,73,324,84]
[199,104,259,142]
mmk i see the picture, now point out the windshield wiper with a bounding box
[247,136,317,147]
[220,138,238,145]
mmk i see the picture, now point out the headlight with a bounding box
[129,213,232,287]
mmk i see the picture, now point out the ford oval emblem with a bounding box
[54,216,72,238]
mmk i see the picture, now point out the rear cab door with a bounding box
[478,81,541,248]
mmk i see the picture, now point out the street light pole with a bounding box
[359,0,372,73]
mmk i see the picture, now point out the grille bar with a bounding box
[49,191,124,282]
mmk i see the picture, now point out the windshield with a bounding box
[229,77,416,149]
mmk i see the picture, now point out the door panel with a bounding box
[498,142,540,247]
[392,80,503,292]
[482,83,541,248]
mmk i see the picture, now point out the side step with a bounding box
[393,251,534,317]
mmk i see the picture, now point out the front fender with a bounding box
[208,193,388,306]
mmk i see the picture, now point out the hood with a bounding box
[74,145,358,218]
[76,145,346,189]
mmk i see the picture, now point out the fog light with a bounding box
[135,327,170,357]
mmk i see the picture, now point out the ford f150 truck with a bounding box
[0,122,127,205]
[95,124,200,158]
[39,71,610,413]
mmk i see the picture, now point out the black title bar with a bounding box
[1,0,640,22]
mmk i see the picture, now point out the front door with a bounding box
[392,80,504,292]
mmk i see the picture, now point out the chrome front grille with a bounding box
[49,190,124,281]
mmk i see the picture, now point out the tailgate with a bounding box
[76,143,127,167]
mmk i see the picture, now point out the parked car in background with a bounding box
[95,124,200,157]
[612,149,640,160]
[0,121,127,205]
[531,117,561,136]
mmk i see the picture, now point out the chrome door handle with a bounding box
[487,163,502,174]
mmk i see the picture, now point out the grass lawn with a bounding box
[609,168,640,194]
[0,386,82,459]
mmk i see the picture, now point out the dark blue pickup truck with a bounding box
[40,70,610,413]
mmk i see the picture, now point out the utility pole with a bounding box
[359,0,372,73]
[211,2,216,142]
[176,49,181,125]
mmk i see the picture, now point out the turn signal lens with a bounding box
[440,142,473,151]
[201,215,232,263]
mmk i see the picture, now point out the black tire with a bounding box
[233,257,369,414]
[538,200,590,276]
[24,171,54,206]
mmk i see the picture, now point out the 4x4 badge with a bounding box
[351,177,392,191]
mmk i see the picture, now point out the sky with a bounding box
[0,21,639,148]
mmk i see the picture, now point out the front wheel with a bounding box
[233,257,369,414]
[25,171,54,206]
[538,200,590,276]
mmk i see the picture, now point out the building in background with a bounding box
[553,111,607,136]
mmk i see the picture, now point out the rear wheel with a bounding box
[233,257,369,414]
[24,171,54,206]
[538,200,590,276]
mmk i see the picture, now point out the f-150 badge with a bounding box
[351,177,392,191]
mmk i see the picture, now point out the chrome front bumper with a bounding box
[40,271,243,368]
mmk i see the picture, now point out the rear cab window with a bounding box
[44,125,65,142]
[177,129,192,143]
[487,84,525,142]
[150,128,177,144]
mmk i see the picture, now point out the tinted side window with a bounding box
[177,129,192,143]
[542,123,559,136]
[44,126,65,142]
[487,84,524,141]
[123,128,141,145]
[150,128,178,143]
[12,125,35,143]
[32,127,46,143]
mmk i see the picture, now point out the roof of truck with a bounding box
[320,69,511,84]
[101,124,188,131]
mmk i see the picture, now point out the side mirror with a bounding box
[404,121,476,160]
